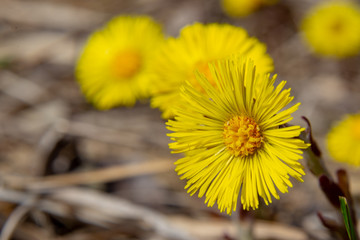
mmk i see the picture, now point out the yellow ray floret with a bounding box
[76,15,165,109]
[301,1,360,58]
[151,22,274,119]
[167,56,309,214]
[327,113,360,166]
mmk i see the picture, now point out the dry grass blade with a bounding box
[3,159,174,193]
[0,196,37,240]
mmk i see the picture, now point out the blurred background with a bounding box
[0,0,359,239]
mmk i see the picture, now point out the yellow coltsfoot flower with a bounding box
[327,114,360,166]
[167,56,309,214]
[151,22,274,119]
[221,0,277,18]
[76,15,165,109]
[301,1,360,58]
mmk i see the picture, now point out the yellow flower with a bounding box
[301,1,360,58]
[221,0,277,18]
[327,114,360,166]
[151,23,274,119]
[167,56,309,214]
[76,16,164,109]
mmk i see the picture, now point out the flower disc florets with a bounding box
[223,116,263,157]
[111,50,142,79]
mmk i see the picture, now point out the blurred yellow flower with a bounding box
[301,1,360,58]
[221,0,277,18]
[151,23,274,119]
[167,56,308,213]
[327,114,360,166]
[76,16,164,109]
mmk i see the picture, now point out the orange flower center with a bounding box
[112,50,142,79]
[223,116,263,157]
[190,60,217,93]
[330,19,344,34]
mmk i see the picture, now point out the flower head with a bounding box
[221,0,277,18]
[327,114,360,166]
[301,1,360,58]
[167,56,308,214]
[151,23,274,119]
[76,16,165,109]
